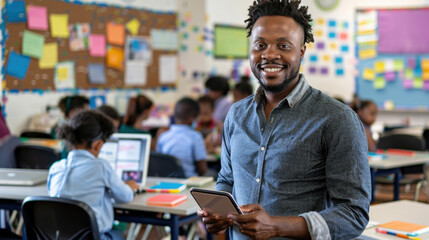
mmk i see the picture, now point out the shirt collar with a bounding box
[253,73,310,108]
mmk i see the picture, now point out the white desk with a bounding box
[0,177,215,240]
[369,152,429,202]
[358,200,429,240]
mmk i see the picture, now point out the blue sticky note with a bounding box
[342,21,349,29]
[6,0,26,23]
[89,96,106,109]
[328,32,336,39]
[340,45,349,52]
[328,20,336,27]
[336,68,344,76]
[88,63,106,84]
[6,52,31,79]
[335,56,343,64]
[310,55,318,62]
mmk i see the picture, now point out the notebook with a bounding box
[183,176,214,187]
[0,168,48,186]
[146,194,188,207]
[146,182,187,193]
[376,221,429,236]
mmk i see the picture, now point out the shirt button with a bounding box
[260,147,265,151]
[256,178,260,183]
[261,128,264,131]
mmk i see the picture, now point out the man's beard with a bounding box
[257,66,300,93]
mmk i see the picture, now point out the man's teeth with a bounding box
[264,68,282,72]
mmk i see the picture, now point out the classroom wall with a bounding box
[2,0,429,134]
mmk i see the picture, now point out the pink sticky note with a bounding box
[403,80,413,89]
[385,71,396,81]
[340,32,348,41]
[89,34,106,57]
[424,81,429,91]
[27,5,48,30]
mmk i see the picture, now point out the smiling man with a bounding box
[197,0,371,240]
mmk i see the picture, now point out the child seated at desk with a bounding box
[195,95,222,154]
[119,94,153,134]
[355,99,378,152]
[48,110,139,240]
[156,97,209,178]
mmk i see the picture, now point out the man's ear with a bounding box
[300,44,307,61]
[92,139,104,152]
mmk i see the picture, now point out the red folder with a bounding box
[146,194,188,207]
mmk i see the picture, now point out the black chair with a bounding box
[423,129,429,150]
[22,196,100,240]
[20,131,53,139]
[147,152,186,178]
[14,145,59,169]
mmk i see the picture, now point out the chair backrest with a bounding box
[0,136,21,168]
[147,152,186,178]
[423,129,429,150]
[14,145,59,169]
[22,196,100,240]
[20,131,54,139]
[377,133,425,151]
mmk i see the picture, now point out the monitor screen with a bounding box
[99,133,151,186]
[214,24,248,59]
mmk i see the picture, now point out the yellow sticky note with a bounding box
[317,18,325,25]
[106,46,124,70]
[393,59,404,71]
[39,43,58,69]
[329,43,337,50]
[421,59,429,71]
[423,71,429,80]
[405,68,413,79]
[126,18,140,36]
[322,55,331,62]
[57,67,68,81]
[359,49,377,60]
[374,77,386,89]
[315,30,323,37]
[307,42,314,49]
[50,14,69,38]
[414,77,423,89]
[374,61,385,73]
[363,68,375,80]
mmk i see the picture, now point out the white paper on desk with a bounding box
[125,62,147,86]
[159,55,177,84]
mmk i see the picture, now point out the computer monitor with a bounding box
[99,133,151,187]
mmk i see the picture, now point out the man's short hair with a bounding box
[174,97,200,121]
[205,76,230,96]
[245,0,314,44]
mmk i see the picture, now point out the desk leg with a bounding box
[393,168,400,201]
[170,214,179,240]
[370,168,376,203]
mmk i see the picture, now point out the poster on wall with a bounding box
[69,23,91,51]
[124,36,152,86]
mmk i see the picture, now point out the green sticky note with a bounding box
[374,76,386,89]
[22,30,44,59]
[393,59,404,71]
[414,77,423,89]
[405,68,413,79]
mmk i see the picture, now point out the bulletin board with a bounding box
[3,0,178,91]
[355,8,429,109]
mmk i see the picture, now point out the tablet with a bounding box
[190,188,242,217]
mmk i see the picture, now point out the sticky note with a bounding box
[359,49,376,60]
[328,20,336,27]
[393,60,404,71]
[307,42,314,49]
[423,71,429,80]
[315,30,323,37]
[107,22,125,46]
[50,14,69,38]
[126,18,140,35]
[363,68,375,80]
[5,52,31,79]
[317,18,325,25]
[403,80,413,89]
[39,43,58,69]
[322,55,331,62]
[424,81,429,90]
[374,61,385,73]
[6,0,26,23]
[342,21,349,29]
[335,57,343,64]
[310,55,318,62]
[22,30,44,59]
[309,66,317,74]
[328,32,336,39]
[54,61,75,89]
[89,34,106,57]
[27,5,48,30]
[336,68,344,76]
[421,59,429,71]
[340,45,349,52]
[340,32,348,41]
[329,43,337,50]
[316,42,325,50]
[414,77,423,89]
[384,59,394,72]
[321,67,329,75]
[57,67,68,81]
[106,46,124,70]
[374,77,386,89]
[405,68,414,79]
[385,71,396,82]
[407,58,416,69]
[88,63,106,84]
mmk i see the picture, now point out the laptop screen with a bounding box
[99,133,151,186]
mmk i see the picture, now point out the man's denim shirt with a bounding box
[216,74,371,240]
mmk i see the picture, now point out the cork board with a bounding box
[3,0,177,91]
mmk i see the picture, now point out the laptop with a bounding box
[99,133,151,189]
[0,168,48,186]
